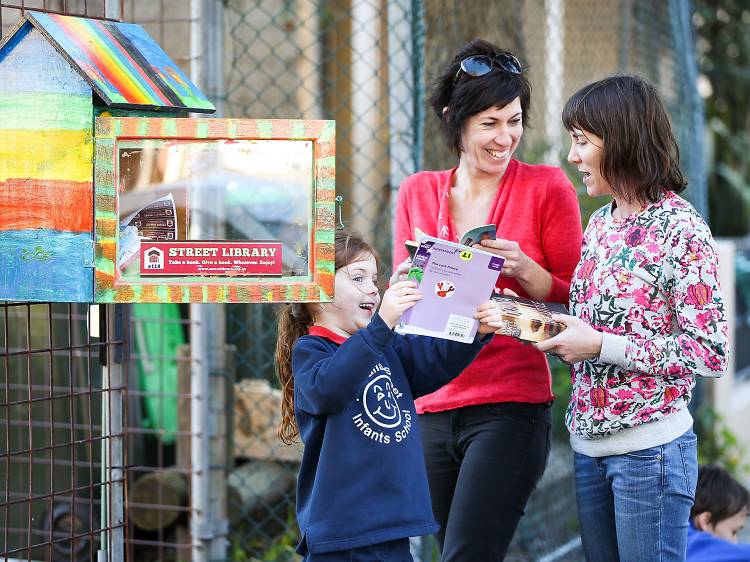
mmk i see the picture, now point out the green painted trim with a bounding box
[195,120,209,138]
[292,121,307,139]
[257,120,273,138]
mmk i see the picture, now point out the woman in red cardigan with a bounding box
[392,38,583,561]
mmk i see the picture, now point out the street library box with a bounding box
[0,12,335,303]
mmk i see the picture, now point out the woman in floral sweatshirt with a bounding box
[537,75,729,562]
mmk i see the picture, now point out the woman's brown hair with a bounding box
[562,74,687,203]
[275,230,378,444]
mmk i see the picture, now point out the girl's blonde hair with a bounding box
[275,230,378,444]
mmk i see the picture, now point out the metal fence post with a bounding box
[189,2,229,561]
[101,304,126,562]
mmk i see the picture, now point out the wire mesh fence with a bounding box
[0,1,708,561]
[0,303,125,562]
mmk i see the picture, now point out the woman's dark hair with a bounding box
[275,230,377,444]
[562,74,687,203]
[429,38,531,157]
[691,464,750,524]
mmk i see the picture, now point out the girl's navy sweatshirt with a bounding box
[292,313,490,555]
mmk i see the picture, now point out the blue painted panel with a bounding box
[0,26,90,96]
[0,230,93,302]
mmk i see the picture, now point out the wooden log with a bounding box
[129,470,189,531]
[226,460,296,522]
[233,379,303,462]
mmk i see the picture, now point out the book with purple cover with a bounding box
[395,236,504,343]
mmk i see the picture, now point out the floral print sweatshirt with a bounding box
[566,191,728,448]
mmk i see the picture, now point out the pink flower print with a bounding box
[615,388,635,400]
[627,308,645,325]
[611,401,630,416]
[679,337,703,359]
[695,309,717,332]
[667,364,685,376]
[641,378,658,392]
[705,353,724,372]
[632,287,652,308]
[578,259,597,280]
[685,282,712,308]
[635,406,658,423]
[625,226,647,247]
[593,410,606,422]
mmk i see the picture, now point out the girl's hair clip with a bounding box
[335,195,345,230]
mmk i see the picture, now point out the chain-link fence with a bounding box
[0,1,707,560]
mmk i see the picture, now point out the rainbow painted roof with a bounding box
[15,11,215,113]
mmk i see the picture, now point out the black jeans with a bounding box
[419,402,551,562]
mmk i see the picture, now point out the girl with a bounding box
[537,75,729,561]
[276,230,499,562]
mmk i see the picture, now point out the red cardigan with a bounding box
[393,160,583,411]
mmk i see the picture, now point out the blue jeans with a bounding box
[302,538,413,561]
[574,428,698,562]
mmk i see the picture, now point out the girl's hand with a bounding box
[474,300,504,335]
[389,259,412,286]
[379,281,422,328]
[534,315,603,364]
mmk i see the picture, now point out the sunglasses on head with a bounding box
[454,53,523,84]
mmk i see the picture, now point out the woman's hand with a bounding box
[474,300,503,335]
[534,315,603,364]
[389,259,412,286]
[479,238,552,300]
[379,281,422,328]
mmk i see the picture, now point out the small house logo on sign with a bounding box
[435,280,456,299]
[144,247,164,270]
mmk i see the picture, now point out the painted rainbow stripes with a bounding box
[26,11,214,113]
[0,27,94,302]
[95,117,335,304]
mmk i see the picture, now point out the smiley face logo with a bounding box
[363,374,402,428]
[434,280,456,299]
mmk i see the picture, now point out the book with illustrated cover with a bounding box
[396,235,504,343]
[491,294,568,343]
[404,224,497,259]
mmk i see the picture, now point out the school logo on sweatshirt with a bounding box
[352,363,413,445]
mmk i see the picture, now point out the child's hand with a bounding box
[389,259,412,286]
[379,280,422,328]
[474,300,503,335]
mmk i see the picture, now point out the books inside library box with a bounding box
[491,294,568,343]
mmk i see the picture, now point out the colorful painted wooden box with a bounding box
[0,12,335,304]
